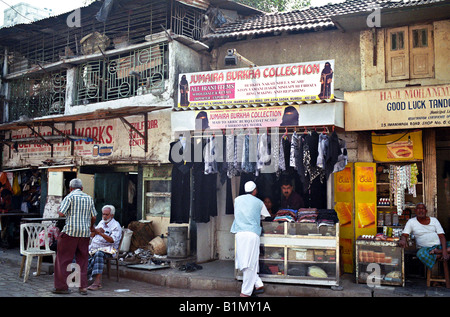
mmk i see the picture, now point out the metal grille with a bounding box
[172,2,204,41]
[9,71,66,121]
[75,43,167,105]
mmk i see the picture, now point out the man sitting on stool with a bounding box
[87,205,122,291]
[399,203,449,271]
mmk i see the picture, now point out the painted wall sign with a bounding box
[178,60,335,108]
[3,110,171,167]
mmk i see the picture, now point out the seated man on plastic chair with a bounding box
[87,205,122,291]
[399,203,449,277]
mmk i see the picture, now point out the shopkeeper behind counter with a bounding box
[280,178,304,210]
[399,203,449,270]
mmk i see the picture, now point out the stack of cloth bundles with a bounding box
[296,208,318,223]
[273,209,297,222]
[316,209,339,227]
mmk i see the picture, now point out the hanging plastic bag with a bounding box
[12,174,21,196]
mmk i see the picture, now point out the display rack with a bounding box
[236,222,340,287]
[376,161,423,234]
[356,238,405,287]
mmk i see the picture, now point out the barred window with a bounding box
[75,43,168,105]
[9,70,66,121]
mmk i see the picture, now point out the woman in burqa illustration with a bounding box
[195,111,210,131]
[318,62,333,99]
[280,106,299,126]
[179,75,190,106]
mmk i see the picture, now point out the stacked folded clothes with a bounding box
[296,208,318,223]
[273,209,297,222]
[271,208,340,226]
[316,209,339,227]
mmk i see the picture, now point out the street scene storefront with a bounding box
[171,60,347,285]
[1,0,449,299]
[0,107,171,248]
[344,84,450,286]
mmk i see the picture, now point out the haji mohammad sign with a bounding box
[178,60,335,108]
[345,84,450,131]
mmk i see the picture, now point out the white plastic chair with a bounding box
[19,223,56,283]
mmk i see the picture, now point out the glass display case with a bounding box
[143,165,172,218]
[356,238,404,287]
[236,221,340,287]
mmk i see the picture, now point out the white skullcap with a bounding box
[244,181,256,193]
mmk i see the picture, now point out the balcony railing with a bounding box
[9,70,66,121]
[75,43,168,105]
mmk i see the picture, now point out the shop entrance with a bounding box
[436,127,450,240]
[80,165,138,228]
[93,172,137,227]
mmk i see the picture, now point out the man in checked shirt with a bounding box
[52,178,97,295]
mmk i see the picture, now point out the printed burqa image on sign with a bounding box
[178,60,335,108]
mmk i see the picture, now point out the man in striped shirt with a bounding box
[53,178,97,295]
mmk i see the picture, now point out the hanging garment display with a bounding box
[241,134,256,173]
[333,138,348,173]
[279,133,288,173]
[303,134,325,191]
[290,131,300,170]
[178,126,346,220]
[234,131,245,173]
[324,131,341,180]
[193,162,218,223]
[256,132,271,175]
[204,135,218,174]
[316,133,328,169]
[192,138,218,223]
[169,140,192,224]
[226,134,238,178]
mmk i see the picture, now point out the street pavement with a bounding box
[0,258,240,297]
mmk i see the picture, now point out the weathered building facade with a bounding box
[173,0,450,270]
[0,0,259,242]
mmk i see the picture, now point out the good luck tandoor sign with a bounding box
[345,84,450,131]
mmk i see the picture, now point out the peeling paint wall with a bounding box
[212,29,362,94]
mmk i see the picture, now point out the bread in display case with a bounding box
[356,238,404,287]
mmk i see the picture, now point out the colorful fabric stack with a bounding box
[273,209,297,222]
[296,208,318,223]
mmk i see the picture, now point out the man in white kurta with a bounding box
[231,181,270,297]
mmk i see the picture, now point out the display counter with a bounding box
[356,237,404,287]
[236,221,340,287]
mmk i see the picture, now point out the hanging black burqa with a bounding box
[325,131,341,180]
[192,139,218,223]
[169,140,192,224]
[306,130,319,166]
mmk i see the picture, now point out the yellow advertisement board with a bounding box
[334,164,354,273]
[354,163,377,239]
[372,130,423,162]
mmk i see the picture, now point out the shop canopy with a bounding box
[0,105,170,156]
[171,99,345,132]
